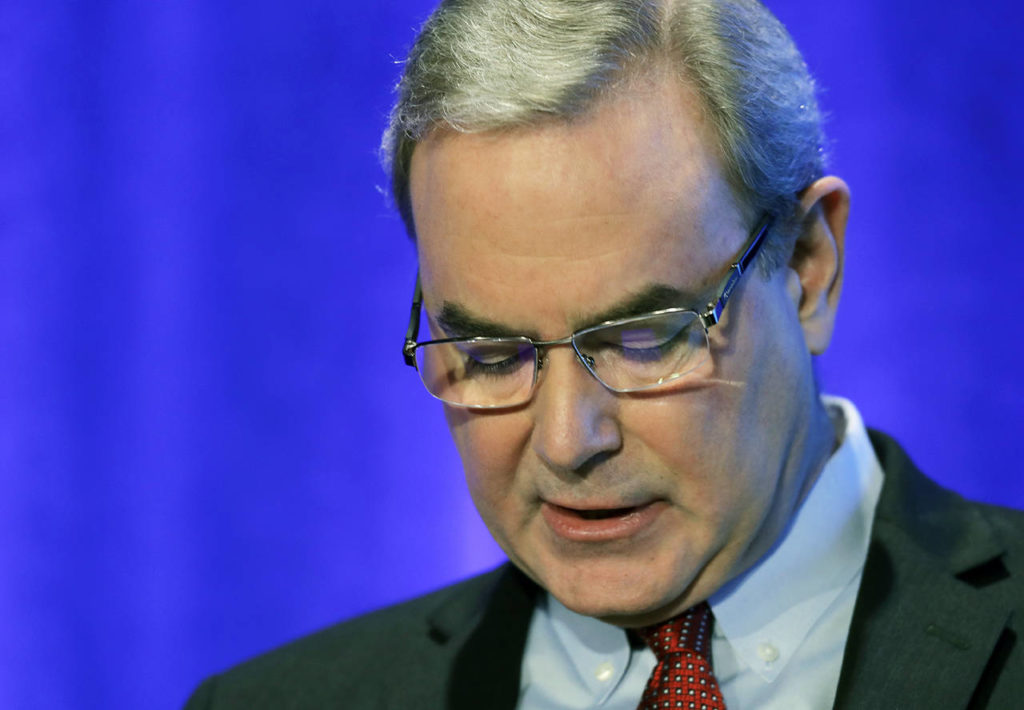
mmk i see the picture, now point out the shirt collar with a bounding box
[708,395,884,681]
[539,594,635,704]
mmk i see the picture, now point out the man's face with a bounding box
[409,74,828,626]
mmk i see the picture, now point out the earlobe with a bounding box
[790,176,850,354]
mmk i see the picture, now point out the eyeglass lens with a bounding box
[416,339,537,408]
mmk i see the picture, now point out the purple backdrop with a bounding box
[2,1,1022,707]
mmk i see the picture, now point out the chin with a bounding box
[532,556,696,627]
[556,587,693,628]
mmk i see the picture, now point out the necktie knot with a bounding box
[634,602,725,710]
[636,601,714,661]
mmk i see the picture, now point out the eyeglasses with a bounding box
[402,216,772,409]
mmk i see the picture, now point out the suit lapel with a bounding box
[427,564,538,710]
[833,432,1013,709]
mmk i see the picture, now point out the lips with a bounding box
[540,500,665,542]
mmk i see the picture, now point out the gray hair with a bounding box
[382,0,827,271]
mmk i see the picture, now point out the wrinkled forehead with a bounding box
[407,75,749,334]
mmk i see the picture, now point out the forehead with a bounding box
[408,73,748,334]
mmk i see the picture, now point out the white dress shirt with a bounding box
[517,396,885,709]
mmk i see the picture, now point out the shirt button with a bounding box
[594,661,615,682]
[757,643,780,663]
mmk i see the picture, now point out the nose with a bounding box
[530,347,622,474]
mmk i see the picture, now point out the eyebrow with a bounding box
[435,283,706,339]
[584,284,706,326]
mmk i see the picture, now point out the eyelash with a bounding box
[463,351,530,378]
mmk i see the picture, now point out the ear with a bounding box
[788,176,850,354]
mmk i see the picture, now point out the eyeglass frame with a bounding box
[402,214,773,407]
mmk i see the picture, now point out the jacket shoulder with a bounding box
[184,567,508,710]
[836,430,1024,708]
[868,428,1024,571]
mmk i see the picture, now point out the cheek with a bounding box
[708,278,812,502]
[443,406,533,505]
[624,392,741,514]
[744,282,816,439]
[622,292,798,525]
[632,391,779,571]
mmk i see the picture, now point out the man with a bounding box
[186,0,1023,707]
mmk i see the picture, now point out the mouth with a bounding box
[573,506,639,520]
[540,500,665,542]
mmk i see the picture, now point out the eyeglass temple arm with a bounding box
[403,273,423,366]
[701,216,773,327]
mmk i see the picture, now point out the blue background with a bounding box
[3,1,1022,707]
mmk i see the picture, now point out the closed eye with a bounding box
[586,319,696,363]
[458,342,533,378]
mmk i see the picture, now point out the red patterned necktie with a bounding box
[635,602,726,710]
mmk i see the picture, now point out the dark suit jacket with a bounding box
[185,432,1023,708]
